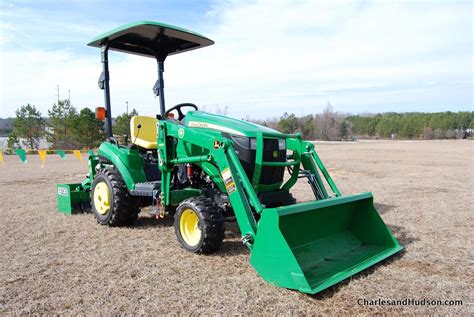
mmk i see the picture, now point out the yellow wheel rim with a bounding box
[93,181,111,215]
[179,208,201,247]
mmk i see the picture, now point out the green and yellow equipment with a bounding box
[57,21,402,294]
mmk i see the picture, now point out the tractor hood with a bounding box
[185,111,282,138]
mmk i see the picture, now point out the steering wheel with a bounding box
[164,103,198,121]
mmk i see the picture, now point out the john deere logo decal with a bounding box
[272,151,279,159]
[178,128,185,138]
[213,140,221,149]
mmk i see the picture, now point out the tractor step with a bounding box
[130,181,161,196]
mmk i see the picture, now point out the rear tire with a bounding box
[174,197,224,254]
[92,167,140,226]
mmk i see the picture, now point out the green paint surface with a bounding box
[250,193,402,293]
[97,142,146,190]
[56,183,90,214]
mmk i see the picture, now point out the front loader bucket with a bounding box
[250,192,402,294]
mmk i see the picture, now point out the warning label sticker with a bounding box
[58,187,68,196]
[221,168,236,194]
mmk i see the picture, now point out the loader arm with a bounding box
[157,119,339,244]
[158,120,259,240]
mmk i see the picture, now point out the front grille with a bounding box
[260,139,285,185]
[223,134,285,186]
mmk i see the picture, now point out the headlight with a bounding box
[250,138,257,149]
[278,139,286,150]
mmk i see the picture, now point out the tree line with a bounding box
[5,101,473,150]
[254,105,473,140]
[7,100,137,150]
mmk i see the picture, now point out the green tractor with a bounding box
[57,21,402,294]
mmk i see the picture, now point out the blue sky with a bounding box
[0,0,472,119]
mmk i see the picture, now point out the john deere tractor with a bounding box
[57,21,402,294]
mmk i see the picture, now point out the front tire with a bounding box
[174,197,224,254]
[92,167,140,226]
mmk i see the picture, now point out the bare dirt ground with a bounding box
[1,140,473,314]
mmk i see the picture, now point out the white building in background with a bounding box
[0,126,53,150]
[0,137,7,149]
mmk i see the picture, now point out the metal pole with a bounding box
[126,101,129,115]
[157,61,165,116]
[101,45,113,138]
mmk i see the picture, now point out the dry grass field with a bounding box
[1,140,473,314]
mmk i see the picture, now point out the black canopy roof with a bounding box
[88,21,214,58]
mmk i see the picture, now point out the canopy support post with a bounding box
[153,59,166,117]
[100,44,113,138]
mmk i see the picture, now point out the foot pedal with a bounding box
[149,189,160,216]
[130,181,161,197]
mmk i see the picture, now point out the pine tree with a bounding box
[11,104,45,149]
[277,112,298,134]
[70,108,105,149]
[47,99,77,149]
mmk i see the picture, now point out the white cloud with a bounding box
[166,0,472,117]
[0,0,472,119]
[0,49,101,116]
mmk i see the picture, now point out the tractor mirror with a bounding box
[152,79,160,96]
[95,107,106,121]
[98,71,105,90]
